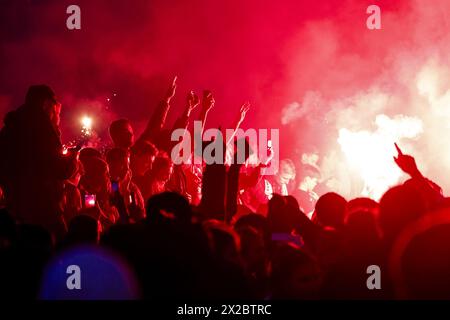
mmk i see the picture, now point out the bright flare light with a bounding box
[338,114,423,200]
[81,116,92,129]
[81,116,93,137]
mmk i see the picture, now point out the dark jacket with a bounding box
[0,103,76,235]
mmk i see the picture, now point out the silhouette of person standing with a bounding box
[0,85,77,238]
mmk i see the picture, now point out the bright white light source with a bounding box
[81,116,92,130]
[81,116,93,138]
[338,114,423,200]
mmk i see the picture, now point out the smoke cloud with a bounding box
[2,0,450,198]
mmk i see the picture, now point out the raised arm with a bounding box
[394,143,423,179]
[138,76,177,144]
[198,90,215,136]
[167,91,200,154]
[226,102,250,146]
[394,143,443,205]
[172,91,200,132]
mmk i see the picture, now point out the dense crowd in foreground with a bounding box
[0,83,450,300]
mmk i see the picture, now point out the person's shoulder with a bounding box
[2,108,21,127]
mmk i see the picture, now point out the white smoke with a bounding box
[338,114,423,200]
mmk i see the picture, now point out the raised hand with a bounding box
[393,143,421,178]
[202,90,215,112]
[238,102,250,124]
[165,76,177,103]
[225,102,251,146]
[186,90,200,112]
[261,143,274,166]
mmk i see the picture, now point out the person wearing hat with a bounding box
[0,85,77,239]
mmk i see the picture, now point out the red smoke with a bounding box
[2,0,450,198]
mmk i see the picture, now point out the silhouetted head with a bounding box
[268,193,286,216]
[389,209,450,299]
[379,184,426,243]
[130,140,158,176]
[106,148,129,181]
[203,219,241,265]
[274,195,303,233]
[297,164,321,192]
[79,156,110,194]
[285,195,301,210]
[77,207,103,232]
[66,214,100,245]
[276,159,296,185]
[25,84,61,128]
[404,177,443,211]
[268,194,295,234]
[234,213,268,236]
[146,192,192,224]
[346,197,379,216]
[109,119,134,149]
[271,244,321,299]
[151,153,173,182]
[79,147,103,164]
[314,192,347,230]
[345,210,380,244]
[25,85,56,108]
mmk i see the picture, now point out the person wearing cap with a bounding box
[0,85,77,239]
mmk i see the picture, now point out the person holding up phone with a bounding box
[78,156,119,229]
[106,148,145,223]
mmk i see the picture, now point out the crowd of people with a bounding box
[1,82,450,300]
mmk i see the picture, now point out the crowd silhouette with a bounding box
[0,82,449,300]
